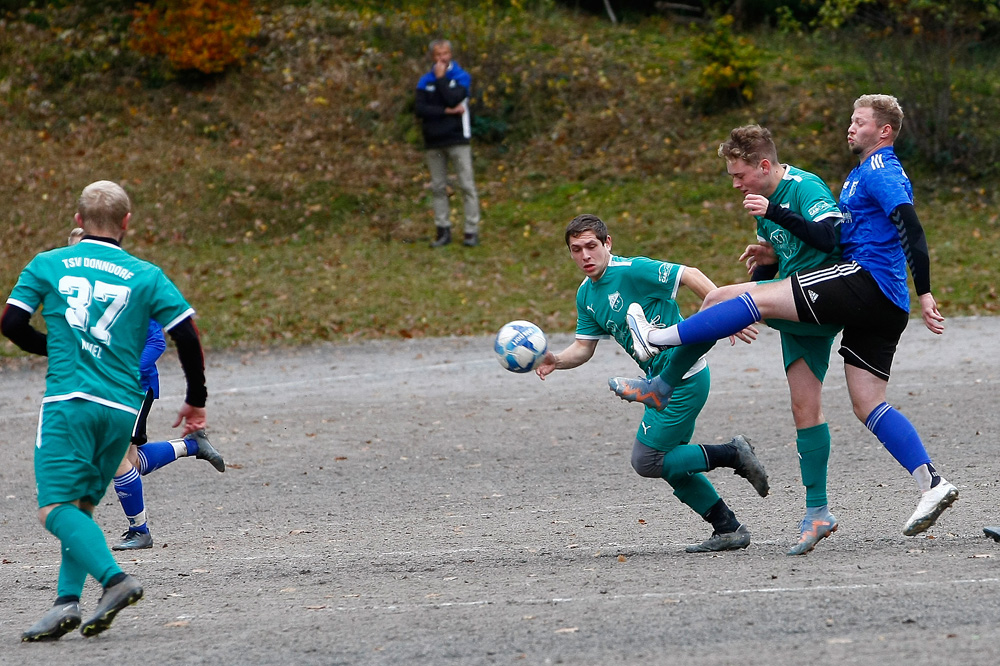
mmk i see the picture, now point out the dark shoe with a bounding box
[191,429,225,472]
[685,524,751,553]
[430,226,451,248]
[463,232,479,247]
[22,602,81,642]
[112,529,153,551]
[80,575,143,638]
[984,526,1000,542]
[731,435,769,497]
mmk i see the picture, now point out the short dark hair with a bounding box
[565,214,608,247]
[718,124,779,166]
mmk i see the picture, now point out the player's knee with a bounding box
[631,442,665,479]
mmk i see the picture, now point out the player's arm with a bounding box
[139,321,167,396]
[891,203,944,334]
[0,303,47,356]
[744,194,838,253]
[535,338,598,380]
[165,316,208,434]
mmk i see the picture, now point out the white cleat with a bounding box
[626,303,663,363]
[903,480,958,536]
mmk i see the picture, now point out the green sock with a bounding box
[797,423,831,507]
[663,341,716,387]
[661,445,719,515]
[56,546,88,599]
[45,504,123,588]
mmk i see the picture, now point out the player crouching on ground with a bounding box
[534,214,768,553]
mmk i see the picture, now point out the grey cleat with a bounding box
[731,435,769,498]
[984,526,1000,542]
[190,429,225,472]
[112,529,153,551]
[80,575,143,638]
[685,524,751,553]
[22,601,81,642]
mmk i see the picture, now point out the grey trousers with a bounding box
[426,144,480,235]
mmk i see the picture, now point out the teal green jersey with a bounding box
[757,165,843,338]
[575,255,705,378]
[6,238,194,413]
[757,164,842,279]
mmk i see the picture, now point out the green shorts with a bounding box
[635,365,710,452]
[34,399,135,508]
[777,330,837,383]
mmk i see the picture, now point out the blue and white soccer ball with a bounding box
[494,320,548,373]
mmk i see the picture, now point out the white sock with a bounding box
[912,463,933,493]
[648,325,682,347]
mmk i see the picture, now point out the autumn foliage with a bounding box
[128,0,260,74]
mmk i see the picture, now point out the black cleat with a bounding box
[112,529,153,551]
[685,524,751,553]
[80,575,143,638]
[191,429,225,472]
[984,526,1000,543]
[731,435,769,498]
[22,602,81,642]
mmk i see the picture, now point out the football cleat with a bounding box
[685,524,751,553]
[608,375,674,411]
[787,509,838,556]
[626,303,664,363]
[22,602,81,642]
[731,435,769,498]
[190,429,226,472]
[112,529,153,551]
[80,575,144,638]
[903,480,958,536]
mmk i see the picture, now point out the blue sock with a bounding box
[136,440,181,475]
[113,467,148,533]
[865,402,932,473]
[677,293,761,345]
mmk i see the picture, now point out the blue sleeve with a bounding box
[139,320,166,397]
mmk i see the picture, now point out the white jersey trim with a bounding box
[41,393,139,416]
[163,308,196,331]
[681,357,708,380]
[5,298,35,315]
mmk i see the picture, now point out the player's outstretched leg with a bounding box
[608,375,673,411]
[903,480,958,536]
[21,601,82,642]
[80,574,143,638]
[787,506,838,556]
[138,429,226,474]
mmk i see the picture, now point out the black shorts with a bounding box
[790,261,909,380]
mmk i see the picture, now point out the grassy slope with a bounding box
[1,2,998,355]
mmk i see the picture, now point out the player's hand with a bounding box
[730,325,759,345]
[433,60,447,78]
[445,104,465,115]
[739,243,777,275]
[743,193,770,217]
[919,292,945,335]
[535,352,557,380]
[173,403,207,436]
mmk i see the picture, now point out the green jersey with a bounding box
[575,255,706,379]
[7,238,193,413]
[758,165,843,338]
[757,164,842,279]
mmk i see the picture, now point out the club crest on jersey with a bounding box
[658,264,670,284]
[608,291,623,312]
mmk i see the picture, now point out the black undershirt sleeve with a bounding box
[764,202,838,254]
[0,304,48,356]
[751,263,780,282]
[166,317,208,408]
[891,203,931,295]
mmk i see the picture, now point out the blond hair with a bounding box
[855,94,904,139]
[77,180,131,234]
[67,227,85,245]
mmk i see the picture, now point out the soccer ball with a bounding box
[494,320,548,373]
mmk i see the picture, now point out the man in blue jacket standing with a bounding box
[415,39,481,247]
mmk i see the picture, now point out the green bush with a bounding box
[692,14,761,112]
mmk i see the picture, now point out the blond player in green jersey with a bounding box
[2,181,211,641]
